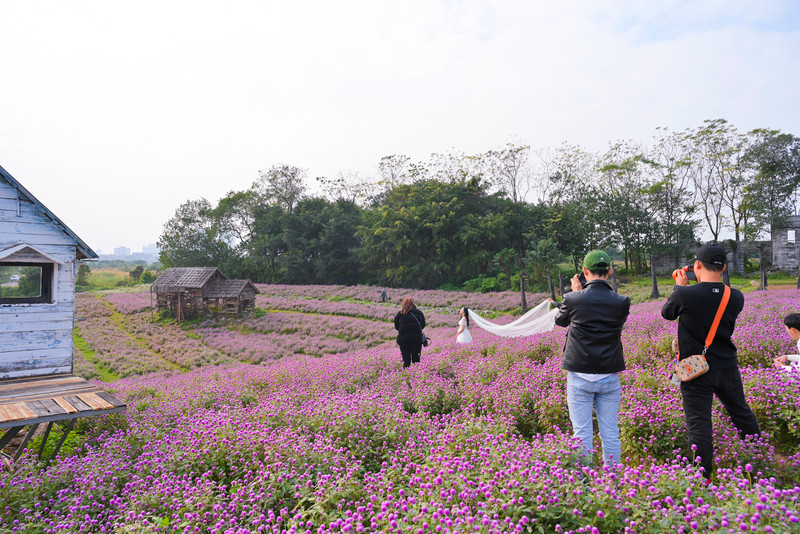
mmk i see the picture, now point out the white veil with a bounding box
[468,300,557,338]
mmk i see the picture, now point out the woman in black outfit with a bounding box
[394,297,426,368]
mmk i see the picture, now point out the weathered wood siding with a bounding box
[0,179,77,379]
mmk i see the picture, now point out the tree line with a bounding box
[158,119,800,292]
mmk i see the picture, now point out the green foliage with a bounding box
[462,273,508,293]
[76,263,91,286]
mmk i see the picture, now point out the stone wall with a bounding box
[772,215,800,272]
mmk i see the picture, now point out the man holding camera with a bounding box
[555,250,630,466]
[661,243,760,481]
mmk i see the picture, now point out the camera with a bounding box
[672,265,697,281]
[577,272,587,288]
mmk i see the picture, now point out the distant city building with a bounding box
[113,246,131,256]
[142,243,159,255]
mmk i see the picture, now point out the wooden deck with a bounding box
[0,374,126,428]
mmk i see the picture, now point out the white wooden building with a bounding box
[0,164,98,379]
[0,165,125,465]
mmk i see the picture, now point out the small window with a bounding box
[789,230,797,245]
[0,262,54,304]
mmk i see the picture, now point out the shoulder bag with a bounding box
[410,311,429,347]
[674,284,731,382]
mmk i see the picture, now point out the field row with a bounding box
[4,287,800,532]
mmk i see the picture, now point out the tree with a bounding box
[358,178,507,288]
[76,264,91,286]
[253,164,307,213]
[596,141,654,273]
[688,119,747,245]
[158,198,233,268]
[492,248,518,290]
[129,265,144,280]
[316,170,377,206]
[484,142,531,203]
[377,154,411,188]
[525,238,563,300]
[742,129,800,241]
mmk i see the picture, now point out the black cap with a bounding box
[693,243,727,266]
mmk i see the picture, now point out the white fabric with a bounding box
[468,299,558,338]
[456,316,472,344]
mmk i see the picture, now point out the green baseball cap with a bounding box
[583,250,610,270]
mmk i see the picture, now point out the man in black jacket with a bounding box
[555,250,631,466]
[661,243,760,481]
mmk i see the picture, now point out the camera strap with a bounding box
[702,284,731,355]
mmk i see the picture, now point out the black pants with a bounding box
[680,366,760,477]
[399,343,422,368]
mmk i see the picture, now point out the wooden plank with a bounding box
[5,402,36,420]
[3,387,100,405]
[0,232,78,248]
[0,404,18,422]
[1,365,73,381]
[0,329,71,352]
[95,391,126,408]
[0,220,81,238]
[79,393,114,410]
[26,399,67,417]
[52,397,78,414]
[0,375,87,397]
[0,356,73,375]
[0,319,74,333]
[0,347,73,362]
[0,374,83,392]
[2,383,97,400]
[14,402,37,419]
[0,299,74,315]
[26,400,54,417]
[63,395,92,412]
[0,310,73,322]
[3,403,25,422]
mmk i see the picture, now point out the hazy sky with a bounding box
[2,1,798,254]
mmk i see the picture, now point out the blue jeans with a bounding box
[566,372,621,465]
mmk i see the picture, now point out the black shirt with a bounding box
[554,279,631,374]
[661,282,744,369]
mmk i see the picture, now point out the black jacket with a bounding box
[661,282,744,369]
[394,308,426,346]
[555,279,631,373]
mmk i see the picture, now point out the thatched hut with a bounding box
[151,267,258,320]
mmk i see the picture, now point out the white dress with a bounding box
[456,317,472,344]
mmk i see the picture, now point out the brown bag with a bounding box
[674,284,730,382]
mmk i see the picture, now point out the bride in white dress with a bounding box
[456,307,472,344]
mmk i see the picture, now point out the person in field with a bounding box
[394,297,426,368]
[456,307,472,344]
[555,250,630,466]
[774,313,800,370]
[661,243,761,482]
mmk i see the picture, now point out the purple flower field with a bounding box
[2,287,799,533]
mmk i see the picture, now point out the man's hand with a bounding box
[774,355,789,367]
[571,274,583,292]
[672,269,689,286]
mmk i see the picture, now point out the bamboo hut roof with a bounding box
[151,267,222,293]
[205,279,259,299]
